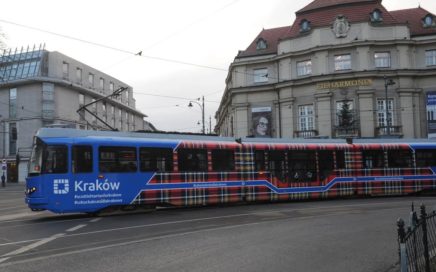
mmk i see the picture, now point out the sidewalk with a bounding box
[0,182,25,192]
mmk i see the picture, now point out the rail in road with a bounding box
[0,190,436,272]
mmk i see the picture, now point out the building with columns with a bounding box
[0,45,155,182]
[215,0,436,139]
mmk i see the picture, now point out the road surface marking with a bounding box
[66,224,87,232]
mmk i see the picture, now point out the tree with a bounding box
[338,100,354,129]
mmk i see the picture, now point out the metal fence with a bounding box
[397,204,436,272]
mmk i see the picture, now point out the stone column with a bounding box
[315,91,332,137]
[357,90,375,137]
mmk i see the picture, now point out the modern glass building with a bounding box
[0,45,154,182]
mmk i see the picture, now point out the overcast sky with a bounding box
[1,0,435,133]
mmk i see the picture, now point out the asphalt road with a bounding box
[1,183,435,272]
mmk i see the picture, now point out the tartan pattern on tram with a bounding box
[132,141,436,206]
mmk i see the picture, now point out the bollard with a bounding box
[397,218,408,272]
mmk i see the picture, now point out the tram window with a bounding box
[178,149,207,172]
[99,146,137,173]
[255,150,265,171]
[139,147,173,172]
[336,151,345,169]
[288,151,316,182]
[72,145,93,173]
[388,150,412,168]
[318,151,334,180]
[416,149,436,167]
[362,150,385,169]
[268,151,287,180]
[42,145,68,174]
[211,149,235,171]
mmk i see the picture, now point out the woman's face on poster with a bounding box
[256,116,268,136]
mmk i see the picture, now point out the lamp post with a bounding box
[188,96,205,134]
[384,76,396,137]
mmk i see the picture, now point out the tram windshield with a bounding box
[28,138,43,176]
[28,138,68,176]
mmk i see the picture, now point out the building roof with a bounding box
[237,0,436,58]
[390,7,436,37]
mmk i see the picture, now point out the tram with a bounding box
[25,128,436,214]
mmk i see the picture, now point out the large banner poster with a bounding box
[252,107,272,137]
[427,92,436,138]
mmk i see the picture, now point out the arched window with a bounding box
[370,9,383,23]
[299,19,311,33]
[423,14,435,28]
[256,38,267,50]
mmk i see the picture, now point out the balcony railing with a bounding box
[294,129,318,138]
[334,126,360,138]
[375,125,403,137]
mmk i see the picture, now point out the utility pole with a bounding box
[188,96,205,134]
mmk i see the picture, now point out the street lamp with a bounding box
[188,96,205,134]
[384,76,395,136]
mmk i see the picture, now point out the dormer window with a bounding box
[422,14,435,28]
[370,9,383,23]
[299,19,311,33]
[256,38,267,50]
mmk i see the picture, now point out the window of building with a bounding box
[8,123,17,155]
[139,147,173,172]
[423,14,435,28]
[377,98,394,129]
[100,78,105,90]
[297,60,312,76]
[256,38,267,50]
[42,145,68,174]
[336,100,354,126]
[254,68,268,83]
[211,149,235,171]
[178,149,208,172]
[62,62,69,77]
[299,19,311,33]
[109,82,114,92]
[76,68,82,82]
[425,50,436,66]
[79,93,85,106]
[42,103,54,119]
[9,88,17,118]
[370,9,383,23]
[334,54,351,71]
[298,105,314,131]
[99,146,137,173]
[72,145,93,173]
[88,73,94,87]
[375,52,391,68]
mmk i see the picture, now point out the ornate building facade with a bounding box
[215,0,436,139]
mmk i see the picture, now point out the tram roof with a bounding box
[35,128,436,145]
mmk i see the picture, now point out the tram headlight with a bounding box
[26,187,37,195]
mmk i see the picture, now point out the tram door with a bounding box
[266,151,287,183]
